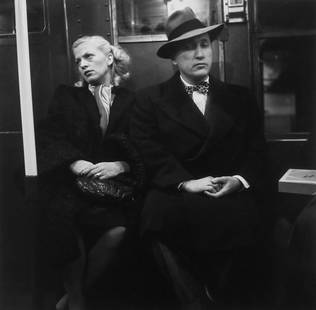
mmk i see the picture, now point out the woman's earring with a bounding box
[108,54,114,65]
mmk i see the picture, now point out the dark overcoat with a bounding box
[36,84,137,265]
[130,72,267,254]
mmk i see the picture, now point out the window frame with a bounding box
[0,0,47,37]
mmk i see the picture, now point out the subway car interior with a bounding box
[1,0,316,309]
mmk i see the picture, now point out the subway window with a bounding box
[0,0,45,35]
[261,37,316,139]
[116,0,167,37]
[257,0,316,33]
[0,0,14,34]
[253,0,316,140]
[115,0,213,42]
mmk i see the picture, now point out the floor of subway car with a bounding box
[0,192,295,310]
[0,249,289,310]
[31,261,281,310]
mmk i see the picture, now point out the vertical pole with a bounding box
[62,0,72,81]
[14,5,40,309]
[217,0,226,82]
[14,0,38,176]
[130,0,136,35]
[218,41,226,82]
[110,0,118,45]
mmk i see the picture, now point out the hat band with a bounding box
[168,19,206,41]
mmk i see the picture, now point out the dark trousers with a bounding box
[152,239,265,309]
[152,241,221,310]
[152,242,203,302]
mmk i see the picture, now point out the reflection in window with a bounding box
[261,37,316,138]
[0,0,45,35]
[229,0,243,5]
[116,0,167,37]
[116,0,212,39]
[257,0,316,32]
[166,0,210,25]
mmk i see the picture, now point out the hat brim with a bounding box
[157,23,224,59]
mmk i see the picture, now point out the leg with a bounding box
[59,234,86,310]
[57,226,126,310]
[84,226,126,289]
[152,241,211,309]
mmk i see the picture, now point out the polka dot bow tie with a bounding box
[185,81,209,96]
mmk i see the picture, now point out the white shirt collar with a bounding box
[180,75,210,87]
[88,83,113,95]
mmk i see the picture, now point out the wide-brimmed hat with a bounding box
[157,7,224,59]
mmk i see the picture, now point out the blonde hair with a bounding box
[72,35,131,86]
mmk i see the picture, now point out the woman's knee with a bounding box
[108,225,126,236]
[101,226,127,248]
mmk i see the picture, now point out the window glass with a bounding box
[0,0,45,35]
[257,0,316,32]
[116,0,167,37]
[116,0,212,40]
[261,37,316,138]
[0,0,14,34]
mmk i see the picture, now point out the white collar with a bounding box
[88,83,113,95]
[180,75,210,87]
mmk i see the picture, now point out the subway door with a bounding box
[0,0,71,309]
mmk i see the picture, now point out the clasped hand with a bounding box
[70,160,130,180]
[182,176,242,198]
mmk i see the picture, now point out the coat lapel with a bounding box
[206,84,235,143]
[193,79,235,157]
[106,87,128,133]
[159,75,236,160]
[159,74,209,138]
[76,86,103,139]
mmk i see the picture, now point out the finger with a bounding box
[204,190,219,197]
[204,186,217,193]
[80,165,95,175]
[93,162,105,168]
[85,170,95,178]
[211,176,227,184]
[204,191,221,198]
[86,167,102,177]
[203,184,219,191]
[94,172,103,179]
[215,187,231,197]
[204,179,221,191]
[204,186,229,198]
[79,165,93,174]
[203,184,220,193]
[91,170,105,179]
[212,183,222,192]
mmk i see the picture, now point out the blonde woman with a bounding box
[37,36,141,310]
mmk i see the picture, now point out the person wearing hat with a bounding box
[130,7,267,309]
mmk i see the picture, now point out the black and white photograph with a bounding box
[1,0,316,309]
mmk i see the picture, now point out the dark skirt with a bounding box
[42,185,139,266]
[76,199,137,252]
[141,188,258,255]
